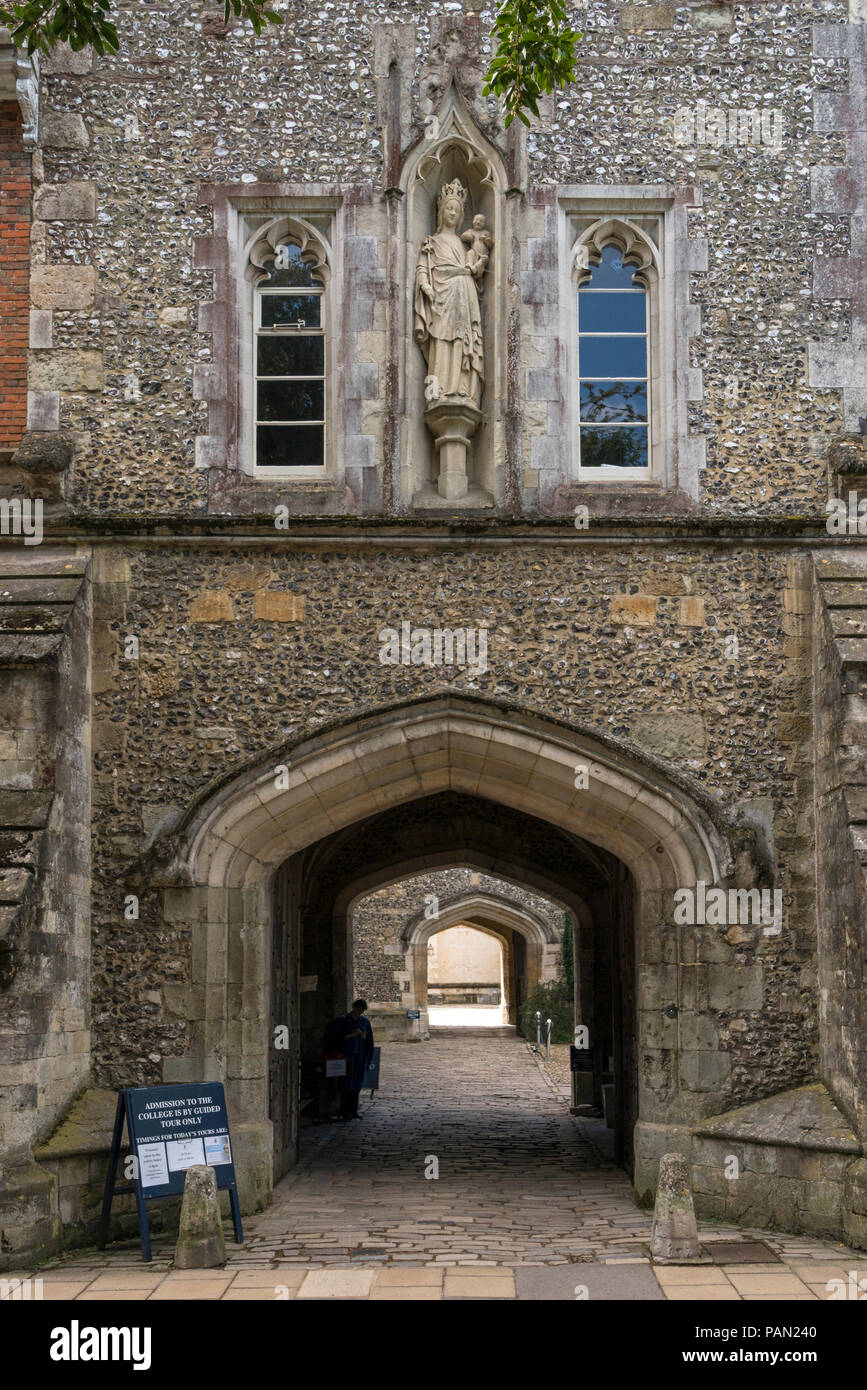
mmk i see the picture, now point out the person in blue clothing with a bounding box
[329,999,374,1120]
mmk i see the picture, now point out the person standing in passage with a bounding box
[331,999,374,1120]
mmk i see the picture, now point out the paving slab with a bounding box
[726,1273,811,1295]
[749,1293,818,1300]
[35,1283,95,1300]
[370,1287,443,1300]
[373,1268,443,1287]
[86,1273,165,1291]
[663,1287,741,1300]
[297,1268,375,1299]
[222,1288,293,1300]
[229,1269,307,1288]
[654,1266,733,1285]
[443,1274,516,1298]
[76,1290,153,1301]
[149,1279,231,1299]
[791,1263,867,1280]
[516,1263,664,1300]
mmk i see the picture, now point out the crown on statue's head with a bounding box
[437,178,467,210]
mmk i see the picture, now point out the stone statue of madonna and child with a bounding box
[413,178,493,498]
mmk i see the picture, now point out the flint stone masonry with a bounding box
[0,98,30,453]
[9,0,847,515]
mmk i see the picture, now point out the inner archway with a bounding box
[349,868,568,1039]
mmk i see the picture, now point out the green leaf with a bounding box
[486,0,581,126]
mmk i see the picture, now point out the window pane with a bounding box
[578,291,646,334]
[580,381,648,423]
[257,336,324,377]
[578,336,647,378]
[257,424,325,468]
[580,425,648,469]
[257,380,324,422]
[260,293,322,328]
[585,243,639,289]
[261,243,319,288]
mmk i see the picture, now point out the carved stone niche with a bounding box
[402,92,506,510]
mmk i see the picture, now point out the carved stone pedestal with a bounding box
[424,398,482,501]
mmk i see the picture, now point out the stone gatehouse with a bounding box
[0,0,865,1266]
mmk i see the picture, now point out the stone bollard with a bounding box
[174,1165,226,1270]
[650,1153,701,1263]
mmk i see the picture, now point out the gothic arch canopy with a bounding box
[401,84,506,198]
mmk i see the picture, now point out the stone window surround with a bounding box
[194,183,354,510]
[243,211,335,482]
[557,185,707,499]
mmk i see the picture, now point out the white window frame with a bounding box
[241,209,337,482]
[576,248,651,480]
[254,266,326,474]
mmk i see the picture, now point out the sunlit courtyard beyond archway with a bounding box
[427,923,508,1027]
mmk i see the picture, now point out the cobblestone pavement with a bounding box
[9,1032,865,1300]
[245,1029,650,1268]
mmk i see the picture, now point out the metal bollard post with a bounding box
[545,1017,552,1059]
[534,1010,542,1052]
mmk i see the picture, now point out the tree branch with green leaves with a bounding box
[0,0,581,133]
[0,0,282,57]
[483,0,582,128]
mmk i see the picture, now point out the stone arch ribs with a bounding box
[177,697,736,894]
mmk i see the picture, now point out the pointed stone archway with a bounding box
[153,695,752,1213]
[399,890,560,1030]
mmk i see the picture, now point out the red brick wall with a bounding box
[0,102,31,452]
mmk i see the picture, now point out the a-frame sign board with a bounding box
[98,1082,243,1262]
